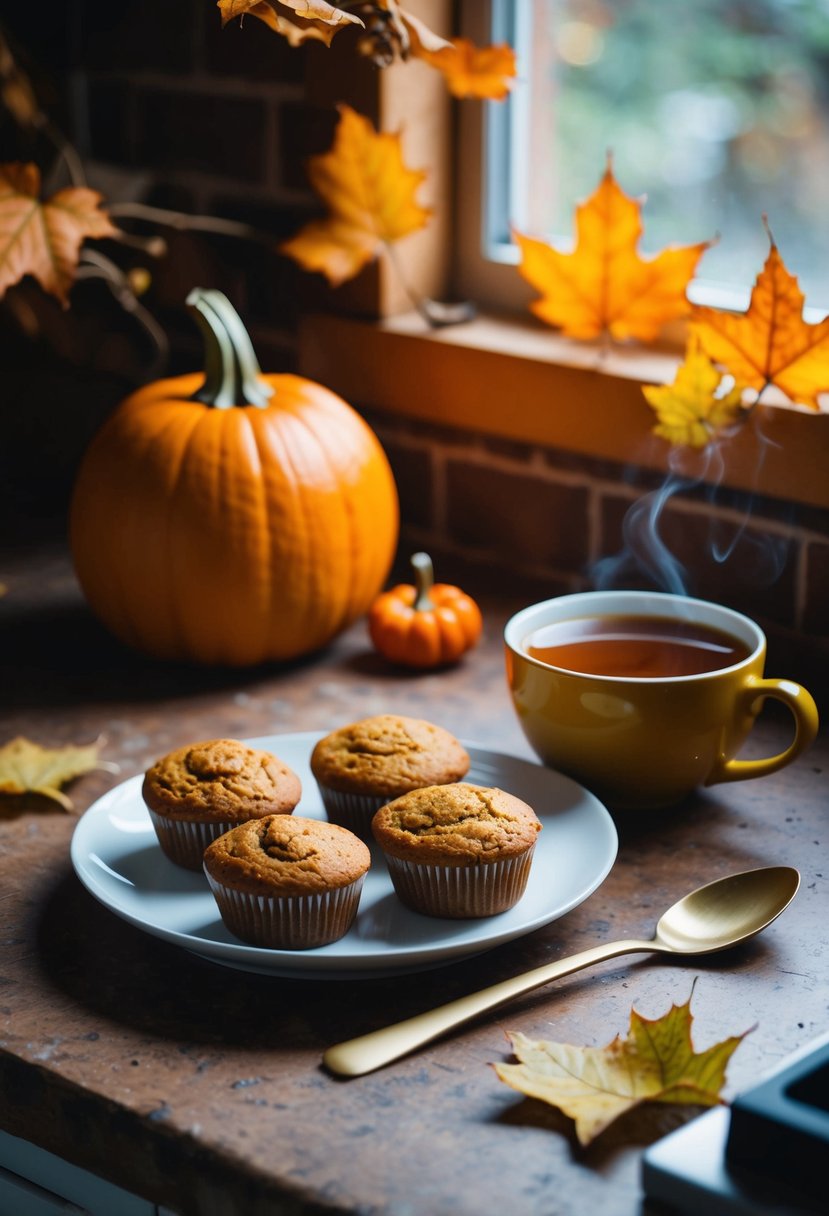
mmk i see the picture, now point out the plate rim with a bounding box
[70,732,618,978]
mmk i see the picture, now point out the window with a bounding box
[458,0,829,316]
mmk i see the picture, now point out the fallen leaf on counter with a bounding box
[643,338,746,448]
[515,157,712,342]
[692,229,829,410]
[0,736,119,812]
[0,162,118,306]
[280,104,431,286]
[493,991,750,1146]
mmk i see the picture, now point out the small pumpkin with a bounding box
[70,289,399,665]
[368,552,483,668]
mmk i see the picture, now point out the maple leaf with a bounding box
[0,163,117,307]
[410,36,517,100]
[643,339,746,449]
[0,736,118,812]
[692,235,829,411]
[280,104,431,286]
[218,0,363,47]
[493,992,749,1146]
[515,159,711,343]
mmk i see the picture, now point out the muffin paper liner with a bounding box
[384,845,537,919]
[315,784,389,840]
[148,812,238,872]
[204,873,366,949]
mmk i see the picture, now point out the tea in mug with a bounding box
[524,614,751,678]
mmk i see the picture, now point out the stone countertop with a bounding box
[1,544,827,1216]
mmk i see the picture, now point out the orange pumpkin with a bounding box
[70,289,399,665]
[368,552,483,668]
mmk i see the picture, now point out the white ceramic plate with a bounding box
[70,732,618,979]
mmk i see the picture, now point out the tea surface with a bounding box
[525,614,751,678]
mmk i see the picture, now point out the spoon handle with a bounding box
[323,937,653,1077]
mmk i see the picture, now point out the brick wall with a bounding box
[0,0,338,522]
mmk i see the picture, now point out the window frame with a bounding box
[297,0,829,514]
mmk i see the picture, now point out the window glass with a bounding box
[490,0,829,310]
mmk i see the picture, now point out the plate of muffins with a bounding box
[70,715,618,978]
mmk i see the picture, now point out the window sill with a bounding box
[298,309,829,512]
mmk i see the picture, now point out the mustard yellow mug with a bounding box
[504,590,819,809]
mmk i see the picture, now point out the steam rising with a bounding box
[591,427,791,597]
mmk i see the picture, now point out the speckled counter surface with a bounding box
[1,544,827,1216]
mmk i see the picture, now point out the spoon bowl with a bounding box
[653,866,801,954]
[324,866,800,1077]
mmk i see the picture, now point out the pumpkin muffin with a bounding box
[142,739,301,870]
[371,783,541,919]
[203,815,370,949]
[310,714,470,838]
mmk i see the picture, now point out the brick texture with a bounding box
[446,461,591,574]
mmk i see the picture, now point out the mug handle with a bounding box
[707,676,819,785]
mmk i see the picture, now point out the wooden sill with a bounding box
[298,310,829,512]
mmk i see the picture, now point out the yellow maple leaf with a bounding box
[515,159,711,342]
[411,36,517,100]
[692,236,829,411]
[280,104,431,286]
[0,736,118,812]
[494,992,749,1146]
[0,163,117,306]
[217,0,363,47]
[643,339,745,448]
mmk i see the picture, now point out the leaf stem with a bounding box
[76,250,168,378]
[107,202,275,247]
[382,240,476,329]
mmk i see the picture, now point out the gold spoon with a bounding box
[323,865,799,1077]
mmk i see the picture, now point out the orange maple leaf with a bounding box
[411,36,517,100]
[692,235,829,411]
[280,104,431,286]
[217,0,363,46]
[0,163,117,306]
[515,160,712,342]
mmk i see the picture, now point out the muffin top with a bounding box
[310,715,469,796]
[142,739,301,822]
[371,783,541,866]
[203,815,370,897]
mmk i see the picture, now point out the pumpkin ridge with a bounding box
[242,408,273,663]
[312,396,394,625]
[150,401,206,658]
[259,408,321,656]
[287,399,360,639]
[170,406,223,660]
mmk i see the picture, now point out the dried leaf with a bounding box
[396,7,453,56]
[0,163,117,306]
[515,159,712,342]
[643,339,746,448]
[692,236,829,411]
[218,0,363,46]
[0,736,118,812]
[494,993,749,1146]
[280,104,431,286]
[411,36,516,100]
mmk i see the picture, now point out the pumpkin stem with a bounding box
[411,551,436,612]
[186,288,273,410]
